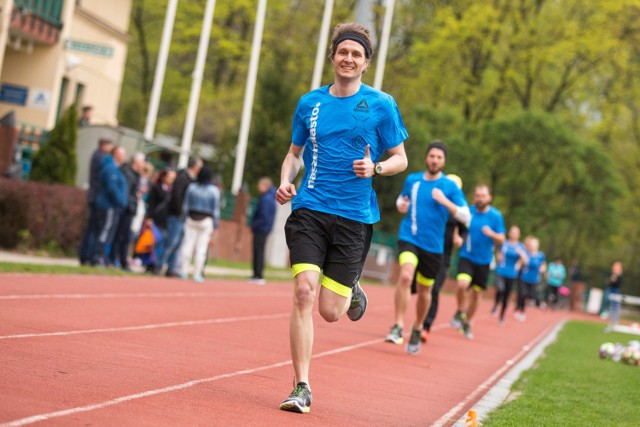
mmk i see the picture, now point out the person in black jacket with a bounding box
[156,157,202,277]
[247,177,277,285]
[110,152,146,271]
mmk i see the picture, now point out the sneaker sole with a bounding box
[347,288,368,321]
[384,336,404,345]
[279,401,310,414]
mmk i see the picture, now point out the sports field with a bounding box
[0,272,579,426]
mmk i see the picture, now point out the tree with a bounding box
[30,104,78,185]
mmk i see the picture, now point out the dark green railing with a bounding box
[13,0,63,28]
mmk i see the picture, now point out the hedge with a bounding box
[0,178,86,253]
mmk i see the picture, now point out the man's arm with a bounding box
[276,144,304,205]
[353,142,408,178]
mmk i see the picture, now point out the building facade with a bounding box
[0,0,132,135]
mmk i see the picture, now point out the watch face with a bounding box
[375,163,382,174]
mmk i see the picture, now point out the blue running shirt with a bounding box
[397,173,468,254]
[521,251,546,283]
[459,206,505,265]
[291,84,408,224]
[496,241,526,279]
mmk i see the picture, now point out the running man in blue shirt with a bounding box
[276,22,408,414]
[385,141,469,355]
[451,184,505,339]
[515,235,546,321]
[491,225,527,325]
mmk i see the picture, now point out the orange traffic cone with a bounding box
[465,409,478,427]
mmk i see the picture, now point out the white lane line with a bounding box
[430,319,564,427]
[0,292,290,300]
[0,336,386,427]
[0,313,290,340]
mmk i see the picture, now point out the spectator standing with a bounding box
[545,258,566,310]
[93,146,128,266]
[604,261,624,325]
[79,106,93,126]
[247,177,277,285]
[157,157,203,277]
[180,165,220,283]
[79,138,113,265]
[110,152,145,271]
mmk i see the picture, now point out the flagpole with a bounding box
[178,0,217,169]
[310,0,334,90]
[231,0,267,194]
[143,0,179,142]
[373,0,395,90]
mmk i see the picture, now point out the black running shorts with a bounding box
[284,208,372,293]
[456,257,490,291]
[397,240,442,286]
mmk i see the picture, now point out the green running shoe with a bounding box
[406,327,422,355]
[385,324,404,345]
[347,281,368,321]
[461,322,474,339]
[279,383,312,414]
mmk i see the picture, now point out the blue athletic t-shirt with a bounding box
[521,251,546,284]
[291,84,408,224]
[459,206,505,265]
[397,173,468,254]
[496,241,526,279]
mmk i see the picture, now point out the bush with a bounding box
[0,178,86,254]
[30,104,78,185]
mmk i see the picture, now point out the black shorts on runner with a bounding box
[397,240,442,286]
[456,257,490,291]
[284,208,372,294]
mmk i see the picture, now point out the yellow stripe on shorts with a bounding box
[321,275,352,297]
[398,251,418,267]
[471,285,483,292]
[457,273,472,283]
[416,272,434,287]
[291,263,321,277]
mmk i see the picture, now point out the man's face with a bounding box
[425,148,446,175]
[113,147,127,165]
[473,186,492,210]
[332,40,369,80]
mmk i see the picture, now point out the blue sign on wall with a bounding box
[0,83,29,106]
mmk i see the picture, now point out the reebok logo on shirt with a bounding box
[354,99,369,112]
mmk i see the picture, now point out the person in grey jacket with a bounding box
[179,165,220,282]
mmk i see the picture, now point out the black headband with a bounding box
[333,32,372,58]
[427,141,448,158]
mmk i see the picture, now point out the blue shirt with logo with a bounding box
[521,251,546,284]
[397,174,468,254]
[459,205,505,265]
[291,84,408,224]
[496,241,526,279]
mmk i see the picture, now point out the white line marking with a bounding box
[0,313,290,340]
[0,291,290,300]
[0,337,385,426]
[430,319,563,427]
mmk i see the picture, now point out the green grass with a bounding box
[483,320,640,426]
[0,263,134,275]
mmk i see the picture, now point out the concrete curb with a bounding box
[452,319,567,426]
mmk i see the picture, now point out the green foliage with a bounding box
[483,321,640,426]
[477,111,624,261]
[30,104,78,185]
[118,0,640,290]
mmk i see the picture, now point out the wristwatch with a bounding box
[374,162,383,175]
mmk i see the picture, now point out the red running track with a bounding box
[0,273,572,426]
